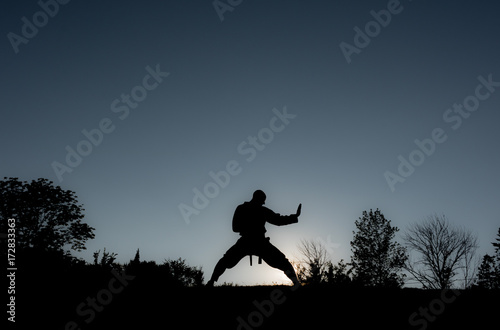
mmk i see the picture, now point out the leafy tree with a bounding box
[404,215,478,289]
[476,255,499,289]
[0,177,95,253]
[160,258,204,287]
[324,259,352,287]
[493,227,500,264]
[350,209,408,288]
[124,254,204,287]
[476,228,500,289]
[93,248,118,270]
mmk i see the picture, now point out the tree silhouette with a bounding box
[133,248,140,264]
[295,239,331,285]
[404,215,478,289]
[476,255,499,289]
[93,248,118,270]
[0,177,95,252]
[324,259,352,287]
[160,258,204,287]
[123,253,204,287]
[493,227,500,264]
[350,209,408,288]
[476,227,500,289]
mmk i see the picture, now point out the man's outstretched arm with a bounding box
[266,203,302,226]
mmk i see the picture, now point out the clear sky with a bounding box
[2,0,499,285]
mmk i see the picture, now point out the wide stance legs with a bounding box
[207,237,299,287]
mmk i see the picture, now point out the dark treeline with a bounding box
[2,177,499,290]
[2,177,499,329]
[295,209,500,290]
[1,177,205,329]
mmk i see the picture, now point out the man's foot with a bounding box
[206,279,215,287]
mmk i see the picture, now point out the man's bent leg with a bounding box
[207,257,228,286]
[207,239,248,286]
[260,241,300,286]
[280,260,300,286]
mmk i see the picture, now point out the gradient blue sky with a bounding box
[2,0,499,285]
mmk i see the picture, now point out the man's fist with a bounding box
[296,203,302,217]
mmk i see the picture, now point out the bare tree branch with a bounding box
[404,214,478,289]
[296,239,330,285]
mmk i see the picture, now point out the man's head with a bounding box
[251,190,266,205]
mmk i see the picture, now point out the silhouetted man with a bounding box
[206,190,301,287]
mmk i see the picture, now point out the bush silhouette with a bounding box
[124,249,204,287]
